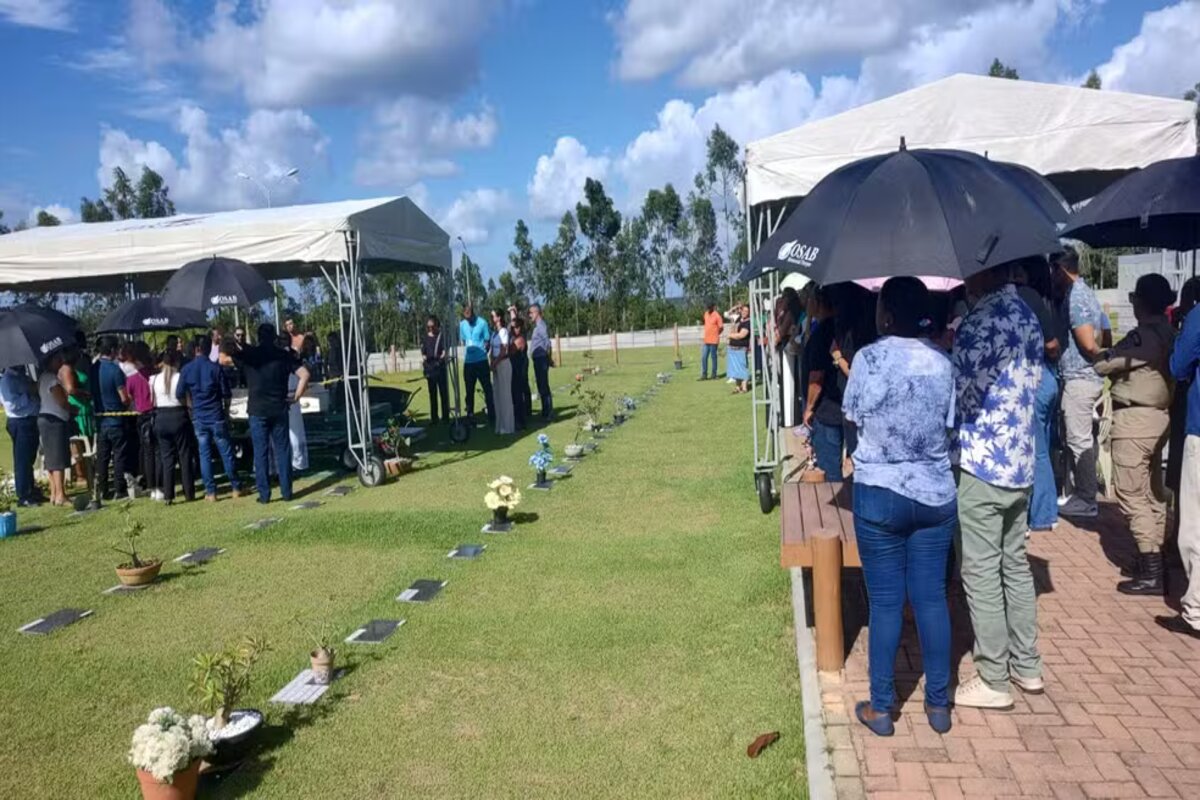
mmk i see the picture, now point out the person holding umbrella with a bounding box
[176,334,243,502]
[952,264,1045,710]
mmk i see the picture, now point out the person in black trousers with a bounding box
[151,350,195,503]
[94,335,133,500]
[528,304,554,420]
[421,315,451,424]
[509,314,531,430]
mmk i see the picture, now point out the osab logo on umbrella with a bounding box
[39,336,63,355]
[777,240,820,268]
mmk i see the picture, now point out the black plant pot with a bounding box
[613,414,626,425]
[207,709,264,769]
[674,360,683,370]
[492,506,509,527]
[536,469,547,485]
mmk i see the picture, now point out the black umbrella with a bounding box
[742,146,1062,285]
[96,296,209,334]
[993,161,1071,226]
[0,305,79,369]
[1061,154,1200,252]
[161,256,273,311]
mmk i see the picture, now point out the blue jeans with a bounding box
[854,483,956,711]
[194,418,241,496]
[1030,366,1059,530]
[811,419,844,480]
[701,343,718,378]
[6,416,39,503]
[250,413,292,502]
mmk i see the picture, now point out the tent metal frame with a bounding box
[744,177,794,512]
[317,230,462,482]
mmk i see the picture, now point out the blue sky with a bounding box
[1,0,1198,279]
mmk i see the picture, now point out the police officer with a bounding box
[1093,274,1177,595]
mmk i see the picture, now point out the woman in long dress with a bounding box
[490,309,515,435]
[287,334,314,472]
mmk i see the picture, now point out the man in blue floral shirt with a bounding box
[951,265,1045,710]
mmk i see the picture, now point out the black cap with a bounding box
[1131,273,1176,313]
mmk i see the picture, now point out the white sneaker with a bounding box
[1010,671,1045,695]
[954,675,1014,709]
[151,490,164,502]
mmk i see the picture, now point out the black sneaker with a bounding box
[1155,615,1200,640]
[1059,496,1098,518]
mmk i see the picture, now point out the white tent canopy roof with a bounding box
[0,196,451,292]
[746,73,1199,207]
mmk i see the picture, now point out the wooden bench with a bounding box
[781,478,859,673]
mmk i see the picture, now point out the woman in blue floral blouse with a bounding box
[843,277,957,737]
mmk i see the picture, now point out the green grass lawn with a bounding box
[0,347,805,799]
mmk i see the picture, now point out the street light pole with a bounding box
[237,168,300,330]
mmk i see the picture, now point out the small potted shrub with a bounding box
[380,416,415,477]
[529,433,554,485]
[485,476,522,528]
[114,502,162,586]
[128,707,213,800]
[295,617,337,686]
[190,636,269,765]
[0,470,16,539]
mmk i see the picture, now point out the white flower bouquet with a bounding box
[129,707,213,783]
[485,476,522,512]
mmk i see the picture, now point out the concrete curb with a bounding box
[790,566,838,800]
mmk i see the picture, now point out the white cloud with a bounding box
[0,0,72,30]
[440,188,512,246]
[353,98,497,187]
[527,137,611,220]
[198,0,501,107]
[1094,1,1200,98]
[611,0,1097,208]
[611,0,999,86]
[97,106,330,212]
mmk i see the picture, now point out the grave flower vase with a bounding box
[310,647,335,685]
[492,506,509,527]
[536,469,547,485]
[0,511,16,538]
[136,759,200,800]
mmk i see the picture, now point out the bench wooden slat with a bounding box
[780,480,859,569]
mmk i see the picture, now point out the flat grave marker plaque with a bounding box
[550,465,573,476]
[245,518,283,531]
[345,619,405,644]
[102,583,151,595]
[175,547,225,565]
[324,486,353,497]
[290,501,321,511]
[396,579,447,603]
[481,520,513,534]
[270,668,345,705]
[448,544,486,559]
[19,608,93,635]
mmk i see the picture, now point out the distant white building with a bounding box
[1100,251,1197,332]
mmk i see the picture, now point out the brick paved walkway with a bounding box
[826,502,1200,799]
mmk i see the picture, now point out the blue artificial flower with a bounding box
[537,433,550,446]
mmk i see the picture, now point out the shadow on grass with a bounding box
[510,511,540,525]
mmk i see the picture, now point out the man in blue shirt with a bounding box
[94,335,134,501]
[458,304,494,426]
[1160,303,1200,639]
[0,365,41,506]
[177,335,243,501]
[528,303,554,420]
[952,266,1045,710]
[1052,248,1106,518]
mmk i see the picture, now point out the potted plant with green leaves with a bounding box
[294,617,337,686]
[0,469,16,539]
[485,476,522,528]
[582,348,600,375]
[114,502,162,586]
[380,415,414,478]
[567,382,605,456]
[190,636,269,765]
[128,707,213,800]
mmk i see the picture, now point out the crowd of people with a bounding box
[711,248,1200,737]
[441,302,554,435]
[1,321,325,508]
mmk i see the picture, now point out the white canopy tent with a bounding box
[740,73,1199,513]
[0,196,451,292]
[746,73,1199,211]
[0,196,455,486]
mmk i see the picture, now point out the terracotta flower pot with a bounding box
[136,759,200,800]
[310,647,335,685]
[116,560,163,586]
